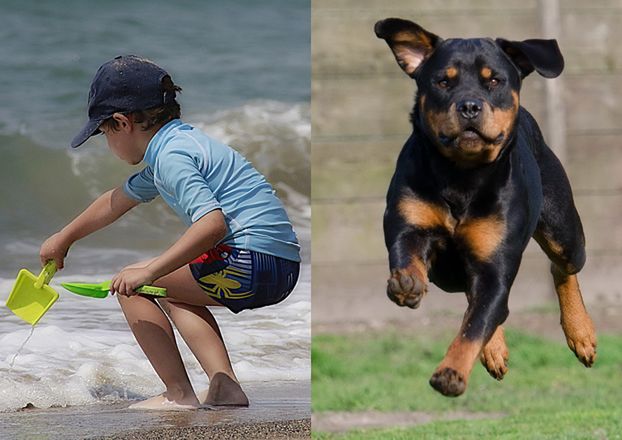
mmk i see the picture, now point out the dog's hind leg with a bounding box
[549,267,597,367]
[532,140,597,367]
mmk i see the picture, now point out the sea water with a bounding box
[0,0,310,413]
[0,267,310,412]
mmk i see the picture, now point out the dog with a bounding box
[375,18,597,397]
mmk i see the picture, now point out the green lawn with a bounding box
[312,329,622,439]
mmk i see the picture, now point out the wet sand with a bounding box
[0,381,310,440]
[94,419,310,439]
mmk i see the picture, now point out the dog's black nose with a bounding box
[457,99,482,120]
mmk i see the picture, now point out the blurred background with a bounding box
[312,0,622,328]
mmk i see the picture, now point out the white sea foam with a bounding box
[0,264,310,412]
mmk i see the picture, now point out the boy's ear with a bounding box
[112,112,132,131]
[496,38,564,79]
[374,18,442,77]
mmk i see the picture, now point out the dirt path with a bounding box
[312,410,504,433]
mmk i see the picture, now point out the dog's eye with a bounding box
[488,78,500,88]
[437,79,450,89]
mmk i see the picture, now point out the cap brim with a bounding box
[70,118,105,148]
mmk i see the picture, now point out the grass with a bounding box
[312,329,622,439]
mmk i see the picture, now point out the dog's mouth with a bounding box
[439,126,504,150]
[462,126,482,138]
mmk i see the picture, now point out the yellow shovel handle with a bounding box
[35,261,57,289]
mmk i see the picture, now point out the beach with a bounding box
[0,381,310,440]
[96,420,311,440]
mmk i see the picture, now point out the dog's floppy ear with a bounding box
[375,18,441,77]
[496,38,564,79]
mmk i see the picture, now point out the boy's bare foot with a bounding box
[129,393,200,411]
[198,372,249,406]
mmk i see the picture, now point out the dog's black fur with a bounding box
[375,18,596,397]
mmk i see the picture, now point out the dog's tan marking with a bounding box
[547,238,564,257]
[398,196,456,231]
[431,306,495,397]
[426,94,518,166]
[398,197,505,261]
[552,267,597,367]
[446,66,458,79]
[533,230,580,274]
[481,66,492,79]
[408,255,428,284]
[476,91,519,163]
[482,91,519,137]
[457,215,506,261]
[424,103,460,141]
[480,326,509,380]
[434,335,482,386]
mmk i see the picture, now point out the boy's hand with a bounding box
[40,232,71,269]
[111,267,155,296]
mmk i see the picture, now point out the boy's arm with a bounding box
[110,209,226,296]
[40,187,140,268]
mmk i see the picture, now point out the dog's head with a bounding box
[375,18,564,166]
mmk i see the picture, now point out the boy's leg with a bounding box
[116,292,200,409]
[154,264,249,406]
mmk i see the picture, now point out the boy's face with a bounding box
[99,115,145,165]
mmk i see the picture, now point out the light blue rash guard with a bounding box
[123,119,300,262]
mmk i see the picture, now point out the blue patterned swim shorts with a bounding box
[189,244,300,313]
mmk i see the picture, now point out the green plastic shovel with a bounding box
[61,281,167,298]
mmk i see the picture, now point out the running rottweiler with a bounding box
[375,18,597,397]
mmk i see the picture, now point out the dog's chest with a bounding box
[399,188,506,262]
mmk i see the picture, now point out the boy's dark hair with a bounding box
[100,75,182,132]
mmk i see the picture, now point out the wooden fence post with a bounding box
[540,0,567,164]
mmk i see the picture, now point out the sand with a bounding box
[93,419,310,439]
[0,381,310,440]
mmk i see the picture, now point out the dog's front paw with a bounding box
[387,270,427,309]
[429,367,466,397]
[562,317,597,367]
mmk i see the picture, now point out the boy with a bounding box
[39,55,300,410]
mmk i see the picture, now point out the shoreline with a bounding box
[0,380,310,440]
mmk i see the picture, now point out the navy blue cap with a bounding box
[71,55,176,148]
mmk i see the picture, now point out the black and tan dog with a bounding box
[375,18,597,397]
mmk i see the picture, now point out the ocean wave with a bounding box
[0,100,310,270]
[69,99,309,196]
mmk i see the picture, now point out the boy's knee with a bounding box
[116,292,145,305]
[116,293,130,305]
